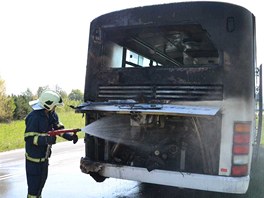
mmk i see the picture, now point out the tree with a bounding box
[55,85,67,99]
[0,78,15,122]
[22,88,35,101]
[13,94,32,120]
[36,86,49,97]
[68,89,84,101]
[0,78,5,98]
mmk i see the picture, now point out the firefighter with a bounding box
[24,90,78,198]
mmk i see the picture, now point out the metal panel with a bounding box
[78,103,220,117]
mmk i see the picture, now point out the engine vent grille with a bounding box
[156,85,223,100]
[98,85,223,101]
[98,86,153,99]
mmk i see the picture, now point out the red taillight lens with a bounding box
[231,165,248,176]
[233,145,249,154]
[233,134,250,144]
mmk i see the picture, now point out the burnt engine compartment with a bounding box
[84,112,221,175]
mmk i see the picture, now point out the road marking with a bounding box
[0,172,24,181]
[0,174,15,180]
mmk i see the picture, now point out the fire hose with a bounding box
[45,128,82,159]
[48,128,82,136]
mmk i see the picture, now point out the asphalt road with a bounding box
[0,140,263,198]
[0,140,141,198]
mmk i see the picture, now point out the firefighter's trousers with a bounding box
[26,159,48,198]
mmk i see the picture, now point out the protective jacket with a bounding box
[25,109,73,161]
[25,109,60,198]
[25,109,54,162]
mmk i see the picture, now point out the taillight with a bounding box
[233,145,250,154]
[232,165,248,176]
[231,122,251,176]
[233,134,250,144]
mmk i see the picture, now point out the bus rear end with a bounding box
[76,2,257,194]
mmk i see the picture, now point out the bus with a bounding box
[76,1,261,194]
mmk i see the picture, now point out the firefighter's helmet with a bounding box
[29,90,63,110]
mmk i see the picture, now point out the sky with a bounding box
[0,0,262,95]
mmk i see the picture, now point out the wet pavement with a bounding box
[0,140,199,198]
[0,140,142,198]
[1,140,263,198]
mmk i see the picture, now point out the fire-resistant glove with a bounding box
[62,133,78,144]
[46,136,56,145]
[72,134,78,144]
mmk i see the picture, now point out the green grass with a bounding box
[0,120,25,152]
[0,111,85,152]
[56,111,85,142]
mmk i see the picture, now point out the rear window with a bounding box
[101,24,220,68]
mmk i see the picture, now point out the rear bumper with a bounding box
[80,158,249,194]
